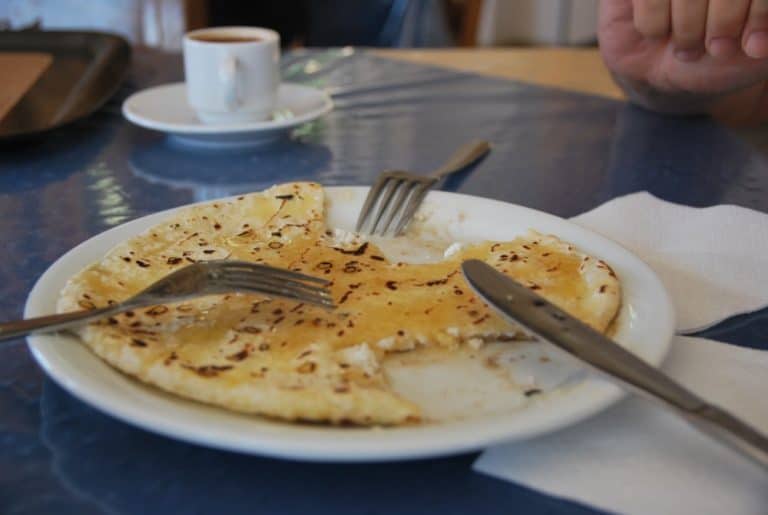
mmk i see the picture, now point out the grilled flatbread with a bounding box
[58,182,620,425]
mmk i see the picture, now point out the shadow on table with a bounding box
[599,105,768,210]
[128,136,334,202]
[40,382,596,515]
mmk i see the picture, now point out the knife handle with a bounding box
[593,338,768,470]
[538,303,768,471]
[556,320,768,470]
[680,403,768,470]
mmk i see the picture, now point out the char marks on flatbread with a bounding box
[58,183,621,425]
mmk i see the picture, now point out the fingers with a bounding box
[705,0,750,58]
[631,0,768,60]
[743,0,768,58]
[671,0,709,60]
[633,0,671,38]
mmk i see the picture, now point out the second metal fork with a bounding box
[1,260,333,342]
[355,140,491,236]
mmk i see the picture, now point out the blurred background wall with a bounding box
[0,0,599,50]
[476,0,598,46]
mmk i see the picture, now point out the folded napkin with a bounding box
[474,193,768,514]
[571,192,768,333]
[474,337,768,515]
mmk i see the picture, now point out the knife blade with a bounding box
[461,258,768,470]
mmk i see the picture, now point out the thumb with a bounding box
[598,0,646,75]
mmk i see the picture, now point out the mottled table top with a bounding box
[1,49,766,515]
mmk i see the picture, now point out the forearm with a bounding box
[609,70,725,116]
[610,70,768,125]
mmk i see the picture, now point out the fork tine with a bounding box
[220,268,333,295]
[215,261,330,285]
[355,174,389,232]
[235,288,334,308]
[368,177,402,235]
[219,277,335,308]
[236,284,334,305]
[379,180,418,236]
[221,272,333,299]
[218,261,330,285]
[392,180,432,236]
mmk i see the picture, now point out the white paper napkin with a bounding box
[474,337,768,515]
[571,192,768,333]
[474,193,768,514]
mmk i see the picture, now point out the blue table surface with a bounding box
[1,49,767,515]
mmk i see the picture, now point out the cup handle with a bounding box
[220,54,241,111]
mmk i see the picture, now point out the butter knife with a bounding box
[461,259,768,471]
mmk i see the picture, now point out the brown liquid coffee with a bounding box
[190,34,262,43]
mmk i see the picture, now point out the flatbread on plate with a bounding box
[58,183,620,425]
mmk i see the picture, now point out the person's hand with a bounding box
[599,0,768,124]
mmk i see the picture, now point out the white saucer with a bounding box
[122,82,333,149]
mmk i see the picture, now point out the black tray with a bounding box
[0,30,131,139]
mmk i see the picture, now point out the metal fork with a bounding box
[355,140,491,236]
[1,260,333,343]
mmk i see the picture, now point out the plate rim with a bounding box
[25,187,676,462]
[122,82,334,135]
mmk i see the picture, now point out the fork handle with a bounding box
[0,307,118,342]
[429,140,491,180]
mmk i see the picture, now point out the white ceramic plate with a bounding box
[122,82,333,149]
[26,188,675,462]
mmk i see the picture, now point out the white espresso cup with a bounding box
[183,27,280,124]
